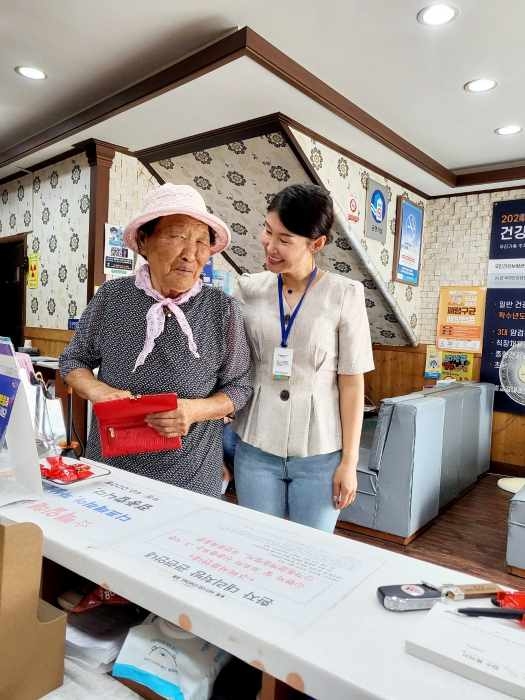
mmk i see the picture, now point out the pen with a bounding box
[457,607,525,620]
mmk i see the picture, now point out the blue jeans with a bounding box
[234,438,341,533]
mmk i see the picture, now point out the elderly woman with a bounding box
[59,183,252,497]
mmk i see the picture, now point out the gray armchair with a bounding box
[339,382,495,543]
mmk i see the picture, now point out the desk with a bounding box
[0,466,510,700]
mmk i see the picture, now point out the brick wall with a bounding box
[108,152,157,227]
[419,187,525,343]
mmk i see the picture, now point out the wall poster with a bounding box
[480,200,525,414]
[480,289,525,414]
[365,179,388,243]
[487,200,525,288]
[104,224,134,279]
[392,196,424,286]
[436,286,486,352]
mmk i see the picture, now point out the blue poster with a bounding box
[480,288,525,414]
[0,373,20,442]
[489,200,525,260]
[395,198,424,285]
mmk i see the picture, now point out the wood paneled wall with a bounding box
[23,326,72,358]
[366,344,524,475]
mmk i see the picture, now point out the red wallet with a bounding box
[92,393,182,458]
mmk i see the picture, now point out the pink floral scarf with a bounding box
[133,264,202,371]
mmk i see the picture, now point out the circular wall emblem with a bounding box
[370,189,386,224]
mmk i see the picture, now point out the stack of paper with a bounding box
[406,603,525,698]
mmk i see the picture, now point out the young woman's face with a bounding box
[260,210,323,274]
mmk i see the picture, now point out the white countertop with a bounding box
[0,463,510,700]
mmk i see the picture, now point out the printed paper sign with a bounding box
[113,508,380,631]
[27,254,39,289]
[436,286,486,352]
[104,224,134,278]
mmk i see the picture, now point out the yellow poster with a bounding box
[27,253,39,289]
[436,286,486,352]
[440,351,474,381]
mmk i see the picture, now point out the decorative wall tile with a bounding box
[25,155,90,329]
[290,128,424,344]
[150,132,411,346]
[0,174,33,237]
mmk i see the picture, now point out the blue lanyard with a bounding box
[278,268,317,348]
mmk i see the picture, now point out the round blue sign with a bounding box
[370,190,386,224]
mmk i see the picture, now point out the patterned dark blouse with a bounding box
[59,276,252,497]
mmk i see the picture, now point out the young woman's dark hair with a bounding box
[139,217,216,245]
[267,184,334,242]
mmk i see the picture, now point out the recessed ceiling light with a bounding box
[417,4,458,25]
[14,65,47,80]
[495,125,522,136]
[464,78,497,94]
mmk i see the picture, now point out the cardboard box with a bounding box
[0,522,66,700]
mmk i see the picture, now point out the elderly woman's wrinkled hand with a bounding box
[145,399,197,438]
[90,384,133,404]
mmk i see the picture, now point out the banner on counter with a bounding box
[480,288,525,414]
[436,286,486,352]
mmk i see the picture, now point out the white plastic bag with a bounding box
[113,614,230,700]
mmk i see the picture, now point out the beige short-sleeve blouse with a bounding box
[233,270,374,458]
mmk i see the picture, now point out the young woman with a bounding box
[231,184,374,532]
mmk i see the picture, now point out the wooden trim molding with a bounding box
[490,461,525,478]
[24,327,73,343]
[23,326,73,358]
[0,29,248,170]
[141,161,165,185]
[1,27,523,195]
[507,565,525,579]
[138,156,245,275]
[455,165,525,188]
[0,146,86,187]
[244,28,455,187]
[86,141,117,299]
[281,117,430,200]
[136,113,284,163]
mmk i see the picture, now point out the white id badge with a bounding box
[273,347,293,379]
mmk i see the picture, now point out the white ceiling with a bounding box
[2,0,525,194]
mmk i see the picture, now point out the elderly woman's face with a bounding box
[139,214,211,296]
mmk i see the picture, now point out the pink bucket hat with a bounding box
[123,183,231,255]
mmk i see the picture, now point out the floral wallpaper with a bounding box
[0,156,90,330]
[0,174,33,238]
[149,132,411,345]
[26,155,90,329]
[290,127,424,344]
